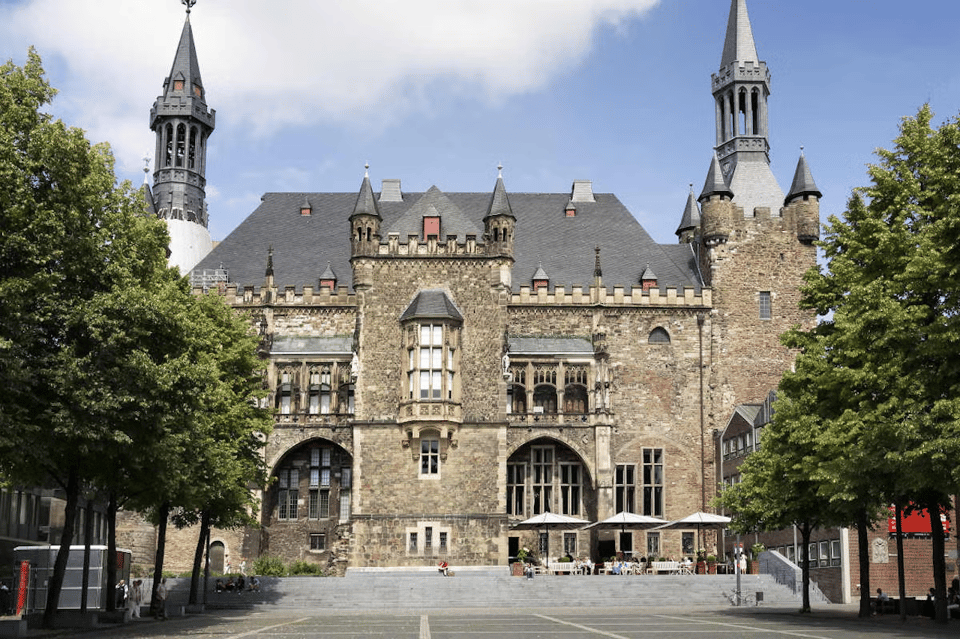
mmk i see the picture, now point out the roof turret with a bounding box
[676,184,701,236]
[785,149,822,205]
[484,165,515,220]
[699,153,734,202]
[350,165,382,220]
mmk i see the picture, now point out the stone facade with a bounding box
[119,0,823,575]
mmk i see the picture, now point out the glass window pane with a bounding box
[432,325,442,345]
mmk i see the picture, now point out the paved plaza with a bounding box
[27,606,960,639]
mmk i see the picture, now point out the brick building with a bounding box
[127,0,822,575]
[719,392,960,604]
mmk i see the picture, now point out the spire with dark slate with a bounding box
[676,183,701,238]
[699,153,734,202]
[484,164,515,221]
[350,164,382,220]
[150,0,216,273]
[164,9,205,103]
[785,148,822,205]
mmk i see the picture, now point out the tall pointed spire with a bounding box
[720,0,759,68]
[150,2,216,274]
[710,0,783,218]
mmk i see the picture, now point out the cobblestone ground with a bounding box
[38,607,960,639]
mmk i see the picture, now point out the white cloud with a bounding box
[0,0,659,177]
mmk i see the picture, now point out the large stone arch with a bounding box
[505,436,597,563]
[262,436,354,571]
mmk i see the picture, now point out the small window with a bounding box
[759,291,772,320]
[409,532,418,552]
[309,533,325,551]
[439,532,448,553]
[421,438,439,475]
[648,327,671,344]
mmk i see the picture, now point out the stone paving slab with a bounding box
[14,605,960,639]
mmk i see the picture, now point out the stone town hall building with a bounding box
[128,0,822,574]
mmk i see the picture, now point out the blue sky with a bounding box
[1,0,959,245]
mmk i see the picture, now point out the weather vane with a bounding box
[182,0,197,13]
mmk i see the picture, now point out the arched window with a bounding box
[533,386,557,414]
[164,123,174,167]
[563,386,588,414]
[188,126,198,169]
[648,327,671,344]
[175,123,186,167]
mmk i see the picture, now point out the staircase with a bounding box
[191,570,800,611]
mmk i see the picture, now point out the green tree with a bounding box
[775,105,960,622]
[0,49,178,626]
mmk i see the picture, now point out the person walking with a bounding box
[155,578,168,620]
[128,580,142,619]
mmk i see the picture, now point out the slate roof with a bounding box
[165,15,205,101]
[193,185,703,293]
[399,290,464,322]
[508,337,594,355]
[271,336,354,356]
[785,151,822,205]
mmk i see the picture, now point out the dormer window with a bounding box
[173,79,184,92]
[423,216,440,240]
[531,262,549,292]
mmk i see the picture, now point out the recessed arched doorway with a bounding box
[209,541,225,574]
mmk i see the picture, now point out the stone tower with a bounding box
[150,2,215,274]
[699,0,820,411]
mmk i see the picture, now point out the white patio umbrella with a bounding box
[653,511,731,557]
[511,512,592,531]
[582,512,668,531]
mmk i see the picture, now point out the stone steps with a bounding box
[187,572,798,611]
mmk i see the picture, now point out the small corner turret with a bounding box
[698,152,734,247]
[349,165,382,259]
[483,164,516,258]
[784,149,822,244]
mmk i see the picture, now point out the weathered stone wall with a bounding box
[706,208,817,447]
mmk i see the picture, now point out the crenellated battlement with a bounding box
[381,232,492,257]
[198,283,359,307]
[509,285,711,308]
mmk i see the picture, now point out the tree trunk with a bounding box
[799,522,811,613]
[925,498,948,624]
[42,468,80,628]
[894,500,906,623]
[149,503,169,617]
[202,524,210,607]
[105,492,118,612]
[857,509,871,618]
[189,511,210,605]
[80,497,93,613]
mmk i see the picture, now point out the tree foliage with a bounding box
[0,50,270,626]
[724,106,960,621]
